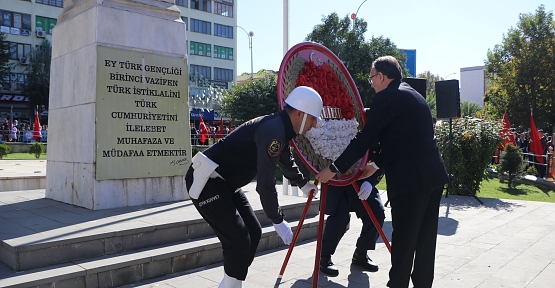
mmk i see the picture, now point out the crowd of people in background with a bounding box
[190,122,235,146]
[496,129,555,179]
[0,118,48,143]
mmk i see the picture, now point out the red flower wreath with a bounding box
[295,61,355,120]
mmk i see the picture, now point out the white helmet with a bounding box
[285,86,323,118]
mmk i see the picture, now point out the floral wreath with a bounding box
[278,42,367,184]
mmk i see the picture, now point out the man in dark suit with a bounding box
[317,56,448,288]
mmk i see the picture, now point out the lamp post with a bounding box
[351,0,368,28]
[237,26,254,79]
[443,72,456,80]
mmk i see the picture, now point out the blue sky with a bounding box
[236,0,554,81]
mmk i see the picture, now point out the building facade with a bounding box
[460,66,486,106]
[0,0,62,127]
[177,0,237,123]
[1,0,239,130]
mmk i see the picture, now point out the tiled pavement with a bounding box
[1,160,555,287]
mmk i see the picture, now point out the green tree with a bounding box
[484,5,555,129]
[221,75,277,124]
[0,31,13,87]
[460,100,483,117]
[305,13,408,107]
[417,71,443,119]
[22,40,51,107]
[498,143,525,188]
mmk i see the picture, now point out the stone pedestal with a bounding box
[46,0,190,210]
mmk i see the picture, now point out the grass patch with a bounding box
[373,175,555,203]
[477,176,555,203]
[1,152,47,160]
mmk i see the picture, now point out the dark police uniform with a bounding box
[321,168,385,256]
[185,110,309,281]
[322,108,385,265]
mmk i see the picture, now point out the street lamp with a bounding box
[237,26,254,79]
[351,0,368,28]
[443,72,456,80]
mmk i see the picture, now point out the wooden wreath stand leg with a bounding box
[277,180,391,288]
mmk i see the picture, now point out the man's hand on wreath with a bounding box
[358,164,378,180]
[300,182,319,198]
[316,167,335,183]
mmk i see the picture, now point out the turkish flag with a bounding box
[33,109,42,140]
[199,115,209,143]
[500,112,516,150]
[216,116,224,139]
[529,110,544,164]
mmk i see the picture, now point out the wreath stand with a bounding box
[276,42,391,287]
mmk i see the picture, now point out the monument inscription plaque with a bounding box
[96,46,189,180]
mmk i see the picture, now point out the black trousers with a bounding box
[185,168,262,281]
[321,185,385,256]
[386,186,443,288]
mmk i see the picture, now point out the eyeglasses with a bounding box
[367,73,379,85]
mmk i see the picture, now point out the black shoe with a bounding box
[319,255,339,277]
[352,250,378,272]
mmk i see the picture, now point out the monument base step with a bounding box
[0,217,321,288]
[0,177,46,192]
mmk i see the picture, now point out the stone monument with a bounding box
[46,0,191,210]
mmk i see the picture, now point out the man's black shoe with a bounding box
[352,250,378,272]
[319,255,339,277]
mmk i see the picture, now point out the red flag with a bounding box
[199,115,209,143]
[217,116,224,139]
[33,109,42,140]
[500,112,516,150]
[529,110,544,164]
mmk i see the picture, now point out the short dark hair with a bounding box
[372,56,403,80]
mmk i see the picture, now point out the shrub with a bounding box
[29,142,45,159]
[0,143,10,159]
[498,144,525,187]
[525,165,538,176]
[191,146,199,158]
[435,117,502,195]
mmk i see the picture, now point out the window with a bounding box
[175,0,187,7]
[190,65,211,80]
[214,23,233,38]
[190,41,211,57]
[190,19,211,35]
[214,2,233,17]
[191,0,211,12]
[181,16,188,30]
[214,68,233,81]
[1,73,27,91]
[213,46,233,60]
[35,16,57,34]
[8,42,31,60]
[1,10,32,35]
[36,0,64,8]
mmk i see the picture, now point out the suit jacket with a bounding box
[334,80,448,199]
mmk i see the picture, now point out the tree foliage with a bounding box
[435,117,502,194]
[460,100,483,117]
[417,71,444,119]
[22,40,51,107]
[221,75,278,124]
[498,143,525,188]
[0,32,12,86]
[305,13,409,107]
[484,5,555,129]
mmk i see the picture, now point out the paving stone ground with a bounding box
[1,160,555,287]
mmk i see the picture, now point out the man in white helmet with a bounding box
[185,86,323,288]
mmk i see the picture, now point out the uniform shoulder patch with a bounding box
[268,139,282,157]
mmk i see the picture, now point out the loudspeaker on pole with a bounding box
[402,77,427,99]
[435,79,461,119]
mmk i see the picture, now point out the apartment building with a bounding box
[177,0,237,123]
[0,0,62,124]
[0,0,238,125]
